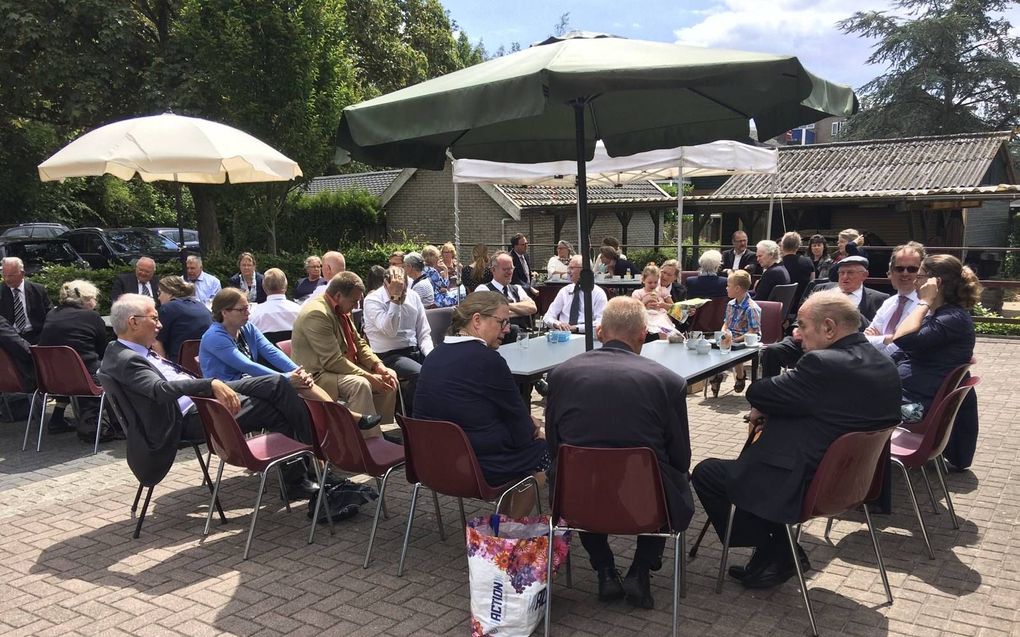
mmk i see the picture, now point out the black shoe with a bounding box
[357,414,382,430]
[285,477,322,501]
[741,547,807,589]
[382,429,403,445]
[728,547,770,581]
[596,566,624,602]
[622,565,654,609]
[47,416,76,434]
[534,378,549,397]
[78,424,118,444]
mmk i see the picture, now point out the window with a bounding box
[831,120,845,136]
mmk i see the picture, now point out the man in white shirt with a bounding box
[404,252,435,308]
[865,242,925,356]
[475,250,536,343]
[722,230,756,274]
[363,266,434,415]
[309,250,346,298]
[249,268,302,342]
[543,255,608,332]
[185,255,222,304]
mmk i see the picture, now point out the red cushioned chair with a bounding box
[303,398,405,567]
[192,396,318,560]
[394,414,542,577]
[900,361,972,435]
[890,380,978,559]
[545,445,686,637]
[689,297,727,334]
[0,345,34,424]
[177,339,202,378]
[24,345,109,454]
[755,300,784,345]
[276,340,292,357]
[715,425,898,637]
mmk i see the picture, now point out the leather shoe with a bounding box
[285,477,321,501]
[622,565,654,609]
[596,566,624,601]
[382,429,403,445]
[741,545,810,590]
[47,415,76,434]
[358,414,382,430]
[534,378,549,397]
[730,544,809,580]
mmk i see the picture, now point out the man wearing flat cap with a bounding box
[760,255,888,378]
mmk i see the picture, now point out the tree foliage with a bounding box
[838,0,1020,139]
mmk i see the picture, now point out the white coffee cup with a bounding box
[745,333,760,346]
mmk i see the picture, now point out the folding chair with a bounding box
[24,345,108,454]
[177,339,202,378]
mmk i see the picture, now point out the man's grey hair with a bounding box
[698,250,722,274]
[599,296,647,339]
[801,289,859,332]
[756,240,780,262]
[186,254,202,266]
[263,268,287,293]
[780,231,802,253]
[110,293,154,335]
[489,250,511,270]
[2,256,25,271]
[404,252,424,273]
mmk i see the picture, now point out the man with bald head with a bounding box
[112,256,160,304]
[545,296,693,610]
[310,251,346,298]
[692,290,901,590]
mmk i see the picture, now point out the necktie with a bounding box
[568,287,581,325]
[885,295,910,335]
[12,288,30,333]
[340,314,359,363]
[142,283,151,297]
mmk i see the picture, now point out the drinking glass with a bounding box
[518,332,530,349]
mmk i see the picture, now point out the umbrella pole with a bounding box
[453,182,461,255]
[176,183,188,276]
[572,101,594,352]
[677,158,684,266]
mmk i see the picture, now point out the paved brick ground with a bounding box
[1,337,1018,636]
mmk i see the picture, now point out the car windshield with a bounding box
[159,229,199,243]
[6,241,79,264]
[108,229,177,253]
[2,226,66,239]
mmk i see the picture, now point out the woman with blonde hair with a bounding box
[461,243,492,290]
[546,240,574,281]
[38,280,113,442]
[422,244,457,307]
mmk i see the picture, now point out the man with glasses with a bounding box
[100,293,319,497]
[864,242,926,355]
[111,256,160,304]
[543,255,607,333]
[1,256,51,344]
[721,230,755,274]
[476,251,536,344]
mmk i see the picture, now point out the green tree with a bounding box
[838,0,1020,139]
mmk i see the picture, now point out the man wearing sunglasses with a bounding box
[864,242,926,355]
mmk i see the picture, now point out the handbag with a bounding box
[307,479,378,524]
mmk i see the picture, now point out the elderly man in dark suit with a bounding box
[692,290,901,589]
[545,296,694,610]
[111,256,160,304]
[509,233,538,294]
[99,293,320,496]
[1,257,51,344]
[721,230,756,274]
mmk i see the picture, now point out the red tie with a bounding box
[340,313,359,363]
[885,296,910,335]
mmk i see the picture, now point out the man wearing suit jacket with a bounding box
[692,290,900,589]
[509,233,538,294]
[99,293,318,494]
[759,255,888,377]
[721,230,756,274]
[290,272,398,423]
[545,296,694,610]
[1,257,51,344]
[110,256,160,304]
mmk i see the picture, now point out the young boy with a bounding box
[709,270,761,396]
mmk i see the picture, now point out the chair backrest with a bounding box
[756,300,784,344]
[303,398,371,474]
[927,362,972,422]
[29,345,101,396]
[552,445,671,534]
[0,346,29,393]
[276,339,293,357]
[395,414,492,498]
[689,296,728,333]
[425,307,455,346]
[178,339,202,378]
[801,425,898,521]
[680,270,699,284]
[767,283,799,319]
[908,381,978,465]
[191,396,258,468]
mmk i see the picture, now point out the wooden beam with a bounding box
[649,210,661,252]
[615,210,634,247]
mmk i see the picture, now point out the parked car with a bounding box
[1,223,70,240]
[0,237,89,275]
[152,227,201,253]
[61,227,180,269]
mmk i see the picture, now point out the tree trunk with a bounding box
[190,184,222,254]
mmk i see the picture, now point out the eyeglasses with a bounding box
[892,266,920,274]
[131,314,160,323]
[481,314,510,328]
[225,306,250,313]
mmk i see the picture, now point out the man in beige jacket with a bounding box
[291,272,398,425]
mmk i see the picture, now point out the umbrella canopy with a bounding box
[38,113,302,184]
[338,33,857,349]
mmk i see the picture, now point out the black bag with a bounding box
[307,479,379,524]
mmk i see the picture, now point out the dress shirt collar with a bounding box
[265,293,288,302]
[444,335,487,345]
[117,338,151,357]
[6,280,25,295]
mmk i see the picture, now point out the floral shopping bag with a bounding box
[467,514,571,637]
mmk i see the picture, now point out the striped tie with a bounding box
[12,288,30,333]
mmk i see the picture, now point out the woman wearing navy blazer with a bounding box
[892,254,981,470]
[156,276,212,362]
[684,250,729,298]
[228,252,267,304]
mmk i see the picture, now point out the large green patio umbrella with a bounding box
[338,32,857,350]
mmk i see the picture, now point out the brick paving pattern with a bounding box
[1,337,1017,636]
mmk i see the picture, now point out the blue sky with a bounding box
[441,0,1018,92]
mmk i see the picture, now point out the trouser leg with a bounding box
[633,536,667,570]
[579,532,616,570]
[227,374,312,444]
[380,352,422,416]
[692,458,781,548]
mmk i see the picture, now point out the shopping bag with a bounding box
[467,514,571,637]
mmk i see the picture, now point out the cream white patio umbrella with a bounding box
[38,113,302,266]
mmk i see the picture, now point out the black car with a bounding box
[0,237,89,275]
[61,227,180,269]
[1,223,71,240]
[152,227,201,253]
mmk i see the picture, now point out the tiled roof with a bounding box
[494,181,673,208]
[700,131,1015,201]
[303,170,404,197]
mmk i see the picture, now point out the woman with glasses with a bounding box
[414,291,548,517]
[155,276,211,363]
[545,240,573,281]
[892,254,982,470]
[295,255,327,299]
[228,251,266,303]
